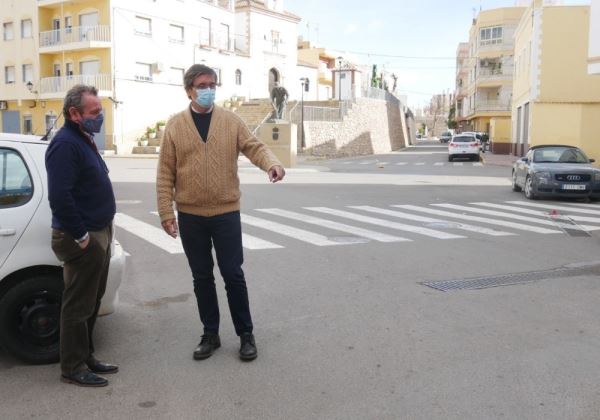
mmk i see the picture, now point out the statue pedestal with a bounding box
[258,122,297,168]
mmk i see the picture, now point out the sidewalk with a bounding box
[481,151,518,167]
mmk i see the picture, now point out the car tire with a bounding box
[524,176,536,200]
[512,171,522,192]
[448,155,453,162]
[473,154,480,162]
[0,274,63,364]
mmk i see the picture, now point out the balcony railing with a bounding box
[473,99,511,113]
[477,67,513,81]
[39,25,110,48]
[40,73,111,96]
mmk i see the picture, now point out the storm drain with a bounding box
[421,264,600,292]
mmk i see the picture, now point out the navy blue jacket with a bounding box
[45,119,116,239]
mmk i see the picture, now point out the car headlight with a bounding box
[535,171,552,183]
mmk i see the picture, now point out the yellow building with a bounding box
[513,0,600,157]
[459,6,526,154]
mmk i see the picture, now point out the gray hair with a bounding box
[183,64,217,89]
[63,84,98,120]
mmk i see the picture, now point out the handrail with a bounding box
[252,111,273,136]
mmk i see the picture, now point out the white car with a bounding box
[0,133,126,364]
[448,134,481,162]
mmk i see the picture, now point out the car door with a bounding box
[515,150,532,186]
[0,145,41,267]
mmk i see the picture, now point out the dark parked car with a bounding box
[439,131,452,143]
[511,144,600,200]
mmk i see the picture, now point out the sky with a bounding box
[286,0,590,108]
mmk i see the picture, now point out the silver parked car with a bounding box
[512,144,600,200]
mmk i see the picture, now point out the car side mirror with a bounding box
[589,158,595,163]
[520,157,528,162]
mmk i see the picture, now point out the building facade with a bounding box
[0,0,300,153]
[590,0,600,75]
[512,0,600,157]
[459,6,525,152]
[454,42,469,129]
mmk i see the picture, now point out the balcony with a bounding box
[38,0,94,8]
[477,67,513,84]
[474,99,511,113]
[39,73,111,99]
[39,25,110,53]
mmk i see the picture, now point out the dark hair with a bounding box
[63,84,98,120]
[183,64,217,90]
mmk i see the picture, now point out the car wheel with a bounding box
[0,274,63,364]
[448,155,453,162]
[473,154,480,162]
[524,176,536,200]
[512,171,522,192]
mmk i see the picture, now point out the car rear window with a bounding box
[452,136,477,143]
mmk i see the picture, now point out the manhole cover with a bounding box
[421,264,600,291]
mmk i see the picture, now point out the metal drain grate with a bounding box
[421,265,600,291]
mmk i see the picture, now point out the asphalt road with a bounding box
[2,146,600,420]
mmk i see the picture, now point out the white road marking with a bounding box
[350,206,514,236]
[453,162,463,166]
[305,207,465,239]
[392,205,561,234]
[115,213,184,254]
[395,162,408,166]
[256,208,408,243]
[241,214,341,246]
[434,203,600,231]
[359,160,378,165]
[505,201,600,216]
[433,162,444,166]
[414,162,426,166]
[473,162,483,167]
[472,202,600,224]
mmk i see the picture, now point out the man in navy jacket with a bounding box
[46,85,117,387]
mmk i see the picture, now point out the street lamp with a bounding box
[299,77,307,149]
[336,56,343,102]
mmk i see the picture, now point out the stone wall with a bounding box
[301,98,407,157]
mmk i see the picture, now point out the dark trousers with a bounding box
[51,225,112,375]
[178,211,253,336]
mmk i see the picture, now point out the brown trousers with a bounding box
[51,225,112,375]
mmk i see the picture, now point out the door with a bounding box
[1,111,20,133]
[80,60,100,86]
[0,146,40,267]
[52,19,60,44]
[79,12,98,41]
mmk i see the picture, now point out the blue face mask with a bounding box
[81,113,104,134]
[195,88,216,108]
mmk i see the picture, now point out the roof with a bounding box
[0,133,45,144]
[530,144,580,150]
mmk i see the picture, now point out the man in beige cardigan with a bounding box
[156,64,285,361]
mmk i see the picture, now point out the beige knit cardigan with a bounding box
[156,106,282,221]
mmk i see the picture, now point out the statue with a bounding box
[270,82,289,121]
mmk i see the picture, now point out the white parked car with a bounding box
[448,134,481,162]
[0,133,126,364]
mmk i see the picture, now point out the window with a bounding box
[21,19,32,38]
[134,16,152,36]
[212,67,221,85]
[3,22,14,41]
[65,16,72,33]
[66,62,73,77]
[235,69,241,85]
[218,23,229,50]
[169,67,184,84]
[479,26,503,46]
[200,17,211,46]
[22,64,33,83]
[0,149,33,208]
[271,30,280,51]
[135,62,152,81]
[169,24,184,43]
[5,66,15,84]
[23,115,32,135]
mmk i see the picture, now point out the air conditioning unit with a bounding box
[0,100,7,110]
[151,62,164,73]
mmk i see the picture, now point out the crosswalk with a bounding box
[343,161,483,167]
[114,201,600,254]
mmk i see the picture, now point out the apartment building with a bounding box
[590,0,600,75]
[459,6,525,153]
[0,0,300,153]
[512,0,600,157]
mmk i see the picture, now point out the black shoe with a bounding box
[239,333,257,361]
[61,370,108,387]
[193,334,221,360]
[86,358,119,374]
